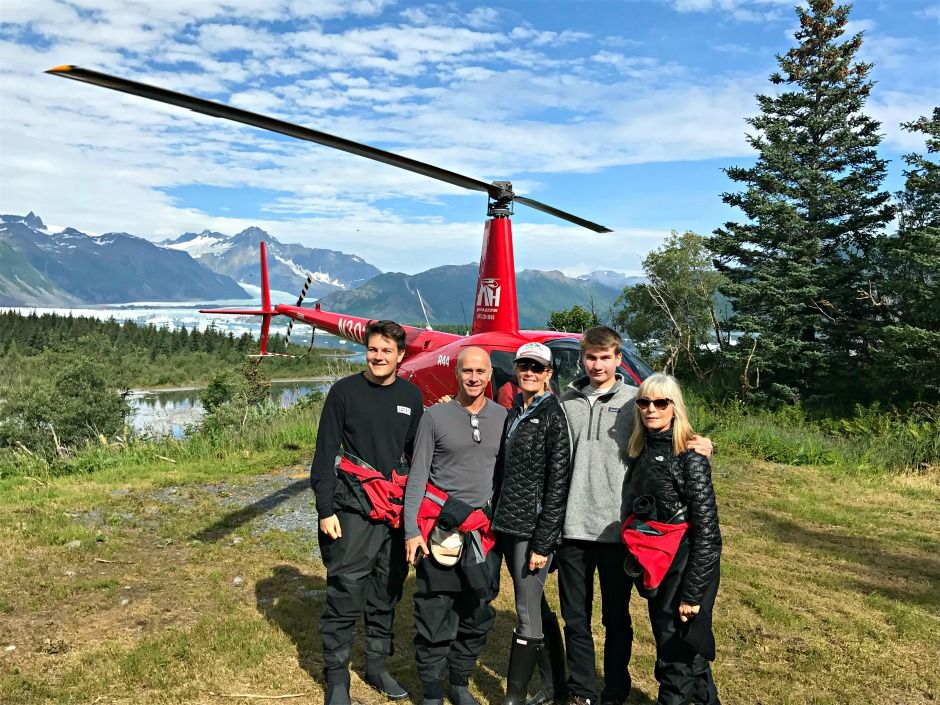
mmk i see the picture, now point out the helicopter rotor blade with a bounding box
[514,196,612,233]
[46,64,611,232]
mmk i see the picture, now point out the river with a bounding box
[128,379,333,438]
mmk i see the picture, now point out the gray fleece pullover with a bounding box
[403,398,507,540]
[561,374,638,543]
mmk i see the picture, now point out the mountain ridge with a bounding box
[1,213,643,326]
[0,214,248,306]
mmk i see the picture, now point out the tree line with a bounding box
[1,310,278,360]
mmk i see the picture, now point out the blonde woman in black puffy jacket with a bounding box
[492,342,572,705]
[621,373,722,705]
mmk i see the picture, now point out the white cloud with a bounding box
[464,7,501,30]
[1,0,935,277]
[670,0,794,22]
[918,5,940,19]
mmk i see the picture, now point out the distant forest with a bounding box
[0,310,263,358]
[0,311,357,387]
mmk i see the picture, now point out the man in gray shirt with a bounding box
[404,346,507,705]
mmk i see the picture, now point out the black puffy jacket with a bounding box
[492,394,571,556]
[621,429,721,606]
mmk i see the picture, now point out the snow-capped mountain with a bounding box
[161,226,382,297]
[0,213,247,306]
[577,270,646,290]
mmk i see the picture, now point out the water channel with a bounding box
[127,379,333,438]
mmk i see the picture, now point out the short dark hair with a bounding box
[366,320,406,352]
[580,325,622,355]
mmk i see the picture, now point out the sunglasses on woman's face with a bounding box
[516,360,548,373]
[635,397,672,410]
[470,414,481,443]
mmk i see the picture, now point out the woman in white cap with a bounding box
[491,342,572,705]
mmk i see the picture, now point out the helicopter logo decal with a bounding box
[476,278,501,308]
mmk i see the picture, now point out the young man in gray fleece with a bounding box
[557,327,712,705]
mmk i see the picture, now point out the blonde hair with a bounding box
[628,373,694,457]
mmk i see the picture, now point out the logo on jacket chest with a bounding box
[397,406,412,416]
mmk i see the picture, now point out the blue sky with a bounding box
[1,0,937,276]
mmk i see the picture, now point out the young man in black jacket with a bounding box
[311,320,424,705]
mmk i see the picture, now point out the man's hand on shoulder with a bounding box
[319,515,342,539]
[686,434,714,459]
[405,535,429,566]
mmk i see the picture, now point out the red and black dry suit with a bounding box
[403,398,507,700]
[621,428,722,705]
[310,372,423,686]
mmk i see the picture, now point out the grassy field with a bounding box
[0,411,938,704]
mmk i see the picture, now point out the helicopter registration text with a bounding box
[337,317,366,344]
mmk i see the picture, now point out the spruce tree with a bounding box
[710,0,893,403]
[866,109,940,402]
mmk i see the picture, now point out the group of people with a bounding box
[309,320,723,705]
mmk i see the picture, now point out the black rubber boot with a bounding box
[365,656,409,700]
[526,614,567,705]
[503,632,543,705]
[449,684,482,705]
[325,672,352,705]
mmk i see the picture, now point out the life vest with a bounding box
[621,513,689,590]
[337,455,407,529]
[416,482,496,557]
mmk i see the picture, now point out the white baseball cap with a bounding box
[514,342,552,367]
[429,526,463,567]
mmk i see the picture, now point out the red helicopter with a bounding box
[47,65,653,405]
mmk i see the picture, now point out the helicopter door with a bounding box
[489,350,518,408]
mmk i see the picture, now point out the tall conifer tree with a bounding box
[710,0,893,402]
[866,109,940,401]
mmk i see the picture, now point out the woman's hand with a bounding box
[528,551,549,573]
[678,601,700,623]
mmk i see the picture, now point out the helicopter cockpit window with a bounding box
[490,351,517,404]
[545,339,584,393]
[621,348,654,384]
